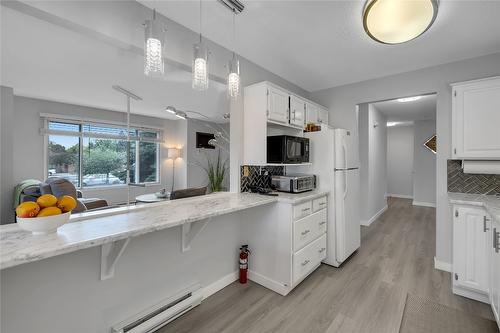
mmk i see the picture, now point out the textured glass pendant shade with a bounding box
[363,0,438,44]
[227,54,240,99]
[144,11,166,77]
[192,41,209,90]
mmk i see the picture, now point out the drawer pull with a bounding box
[301,229,311,236]
[318,247,326,253]
[318,202,326,206]
[301,260,310,267]
[301,207,311,212]
[319,221,327,226]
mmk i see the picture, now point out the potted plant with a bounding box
[201,149,227,192]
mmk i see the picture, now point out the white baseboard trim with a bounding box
[434,257,452,272]
[202,271,238,300]
[360,205,388,226]
[248,270,290,296]
[452,285,490,304]
[413,200,436,208]
[386,193,413,199]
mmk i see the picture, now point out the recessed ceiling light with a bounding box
[363,0,439,44]
[397,96,422,103]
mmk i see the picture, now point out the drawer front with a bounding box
[312,196,327,212]
[293,201,312,220]
[315,209,328,235]
[294,209,327,251]
[294,214,316,251]
[293,234,327,283]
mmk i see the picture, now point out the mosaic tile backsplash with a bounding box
[240,166,284,192]
[447,160,500,195]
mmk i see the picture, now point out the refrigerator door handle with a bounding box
[342,139,348,198]
[343,170,348,199]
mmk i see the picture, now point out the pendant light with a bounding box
[227,9,240,100]
[192,0,209,90]
[363,0,439,44]
[144,8,166,77]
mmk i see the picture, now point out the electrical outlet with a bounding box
[243,166,249,177]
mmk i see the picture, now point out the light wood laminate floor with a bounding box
[159,198,495,333]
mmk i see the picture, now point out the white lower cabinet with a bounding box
[242,195,328,296]
[490,216,500,327]
[453,203,500,329]
[453,205,490,296]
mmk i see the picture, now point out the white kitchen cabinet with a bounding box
[268,86,290,124]
[451,76,500,160]
[241,195,328,296]
[318,107,329,125]
[452,205,490,301]
[305,102,318,125]
[490,215,500,327]
[289,95,306,128]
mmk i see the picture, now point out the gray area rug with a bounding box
[399,293,499,333]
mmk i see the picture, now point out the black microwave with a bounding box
[267,135,310,164]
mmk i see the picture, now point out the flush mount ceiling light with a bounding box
[397,96,422,102]
[363,0,439,44]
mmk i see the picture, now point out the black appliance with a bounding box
[267,135,310,164]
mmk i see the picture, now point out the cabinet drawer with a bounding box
[293,201,312,220]
[293,234,326,284]
[312,196,327,212]
[315,209,328,235]
[294,213,316,251]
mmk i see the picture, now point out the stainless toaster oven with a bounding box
[271,174,316,193]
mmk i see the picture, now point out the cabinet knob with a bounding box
[301,260,310,267]
[301,229,310,236]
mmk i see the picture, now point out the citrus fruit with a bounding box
[37,206,62,217]
[37,194,58,208]
[57,195,77,213]
[16,201,41,218]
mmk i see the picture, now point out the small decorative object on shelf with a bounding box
[305,123,321,132]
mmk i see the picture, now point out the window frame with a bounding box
[43,116,162,189]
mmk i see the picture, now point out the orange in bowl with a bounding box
[57,195,77,213]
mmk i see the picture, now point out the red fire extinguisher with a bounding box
[239,245,251,284]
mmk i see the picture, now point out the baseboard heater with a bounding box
[111,284,202,333]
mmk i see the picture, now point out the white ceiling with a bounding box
[0,7,229,122]
[372,94,436,122]
[139,0,500,91]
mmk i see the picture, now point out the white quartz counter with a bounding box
[274,189,330,204]
[448,192,500,221]
[0,192,277,270]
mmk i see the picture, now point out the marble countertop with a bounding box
[0,192,277,270]
[448,192,500,221]
[273,189,330,204]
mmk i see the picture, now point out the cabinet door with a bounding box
[289,96,306,128]
[318,108,329,125]
[267,86,289,124]
[452,77,500,159]
[453,206,490,293]
[305,103,318,125]
[490,217,500,326]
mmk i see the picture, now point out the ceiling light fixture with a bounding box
[227,9,240,100]
[165,106,176,114]
[363,0,439,44]
[397,96,422,103]
[192,0,209,91]
[144,9,166,77]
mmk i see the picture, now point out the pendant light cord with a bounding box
[199,0,202,43]
[232,8,236,58]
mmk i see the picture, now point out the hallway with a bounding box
[160,198,495,333]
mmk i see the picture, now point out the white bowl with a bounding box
[17,212,70,235]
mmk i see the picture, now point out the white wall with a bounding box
[358,104,387,224]
[413,120,437,206]
[387,125,414,198]
[0,86,15,224]
[313,52,500,265]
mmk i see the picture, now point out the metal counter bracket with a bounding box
[100,238,131,280]
[182,218,211,252]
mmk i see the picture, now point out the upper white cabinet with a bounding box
[289,95,306,128]
[453,205,490,300]
[318,107,329,125]
[243,81,329,165]
[305,102,318,125]
[268,86,289,124]
[452,76,500,160]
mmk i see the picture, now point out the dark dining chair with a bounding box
[170,187,207,200]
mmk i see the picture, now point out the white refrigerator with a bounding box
[301,126,361,267]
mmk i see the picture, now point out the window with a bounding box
[46,119,161,188]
